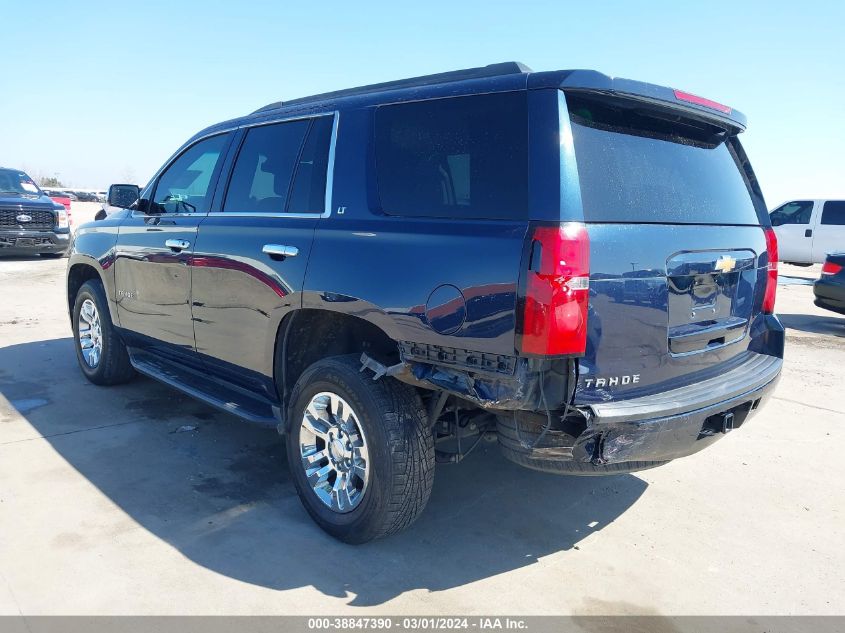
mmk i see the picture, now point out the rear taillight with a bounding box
[822,261,843,276]
[520,223,590,356]
[762,227,778,314]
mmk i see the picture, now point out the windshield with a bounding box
[568,94,759,225]
[0,169,42,196]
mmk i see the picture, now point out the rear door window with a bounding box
[374,92,528,220]
[568,94,759,225]
[223,116,333,214]
[224,120,309,213]
[770,201,814,226]
[820,201,845,226]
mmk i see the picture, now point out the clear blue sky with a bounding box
[2,0,842,207]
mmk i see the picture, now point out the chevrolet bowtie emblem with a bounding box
[714,255,737,274]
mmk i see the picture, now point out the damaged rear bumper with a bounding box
[530,352,782,471]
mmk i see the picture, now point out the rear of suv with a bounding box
[0,167,71,257]
[67,62,784,543]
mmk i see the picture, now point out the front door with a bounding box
[191,114,335,397]
[769,200,816,264]
[114,132,231,365]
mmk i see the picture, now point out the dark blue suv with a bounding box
[67,62,784,542]
[0,168,71,257]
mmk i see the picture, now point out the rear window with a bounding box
[821,201,845,226]
[374,92,528,220]
[568,94,759,225]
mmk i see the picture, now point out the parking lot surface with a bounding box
[1,205,843,615]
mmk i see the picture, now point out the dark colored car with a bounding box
[67,62,784,542]
[0,168,71,257]
[813,253,845,315]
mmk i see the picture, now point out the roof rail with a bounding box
[252,61,532,114]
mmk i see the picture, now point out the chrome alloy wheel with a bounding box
[78,298,103,368]
[299,392,370,513]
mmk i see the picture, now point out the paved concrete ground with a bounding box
[0,210,843,615]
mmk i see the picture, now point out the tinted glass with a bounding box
[0,169,40,196]
[151,134,228,214]
[375,92,528,220]
[569,96,758,224]
[821,201,845,226]
[223,120,309,213]
[769,201,814,226]
[287,116,334,214]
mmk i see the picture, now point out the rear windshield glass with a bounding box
[568,94,759,225]
[375,92,528,220]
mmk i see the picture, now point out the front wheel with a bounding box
[286,355,434,543]
[72,279,135,385]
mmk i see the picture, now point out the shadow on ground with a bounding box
[0,337,647,606]
[778,312,845,337]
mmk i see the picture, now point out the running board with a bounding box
[129,354,280,427]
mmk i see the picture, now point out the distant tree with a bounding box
[39,176,64,187]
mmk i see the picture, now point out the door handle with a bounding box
[805,229,813,238]
[165,239,191,251]
[262,244,299,259]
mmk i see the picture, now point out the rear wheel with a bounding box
[286,355,434,543]
[72,279,135,385]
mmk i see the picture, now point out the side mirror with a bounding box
[107,183,141,209]
[94,208,108,221]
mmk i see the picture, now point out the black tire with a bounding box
[286,354,434,543]
[39,252,66,258]
[497,413,667,475]
[72,279,135,385]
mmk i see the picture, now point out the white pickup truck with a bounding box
[770,200,845,264]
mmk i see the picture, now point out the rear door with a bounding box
[563,92,774,403]
[770,200,816,263]
[190,114,335,397]
[812,201,845,263]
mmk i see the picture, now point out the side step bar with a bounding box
[130,354,281,427]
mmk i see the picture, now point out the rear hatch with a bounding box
[562,91,772,403]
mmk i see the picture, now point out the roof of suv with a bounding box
[190,62,747,146]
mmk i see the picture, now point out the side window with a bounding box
[287,117,334,214]
[374,92,529,220]
[769,201,814,226]
[224,117,334,214]
[821,201,845,226]
[151,134,229,214]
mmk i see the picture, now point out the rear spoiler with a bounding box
[529,69,747,132]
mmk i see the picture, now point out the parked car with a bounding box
[42,189,72,211]
[72,191,98,202]
[0,168,71,257]
[813,253,845,315]
[769,200,845,264]
[67,62,784,543]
